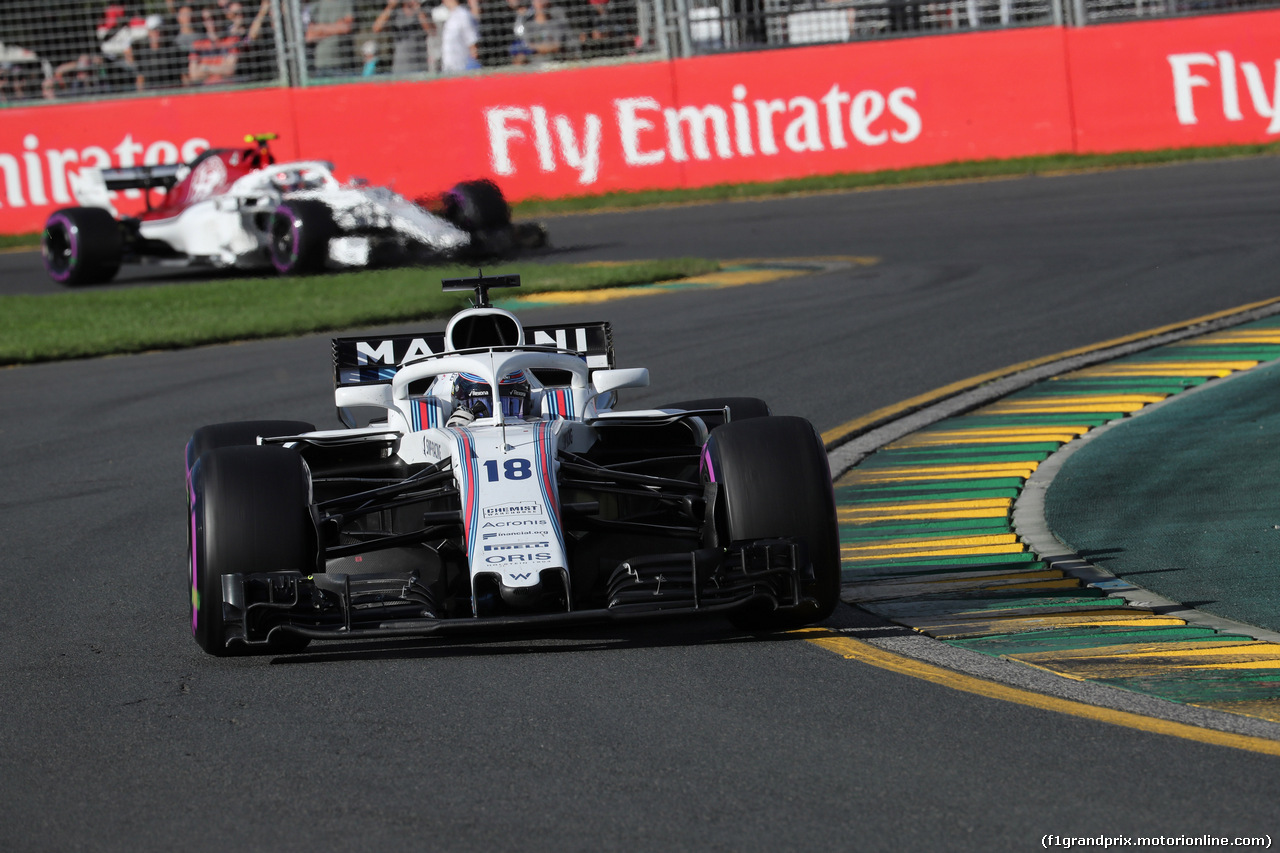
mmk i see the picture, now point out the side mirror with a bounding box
[591,368,649,396]
[335,383,394,410]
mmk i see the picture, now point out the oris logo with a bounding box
[485,553,553,564]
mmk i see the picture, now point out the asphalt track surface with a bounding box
[4,158,1280,851]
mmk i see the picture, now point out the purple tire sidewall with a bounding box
[42,212,78,283]
[445,187,470,229]
[270,205,301,274]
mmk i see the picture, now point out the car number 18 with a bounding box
[484,459,532,481]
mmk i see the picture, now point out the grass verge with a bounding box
[4,142,1278,247]
[0,233,38,250]
[0,258,718,365]
[513,143,1280,216]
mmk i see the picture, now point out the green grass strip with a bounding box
[0,233,38,250]
[843,554,1042,574]
[1161,349,1280,360]
[856,449,1053,467]
[834,484,1023,501]
[5,142,1279,249]
[840,518,1013,539]
[1043,379,1207,391]
[944,414,1120,428]
[0,258,719,364]
[1097,673,1280,704]
[1136,348,1280,360]
[868,596,1128,619]
[844,517,1013,537]
[511,143,1280,217]
[868,445,1063,459]
[949,626,1235,655]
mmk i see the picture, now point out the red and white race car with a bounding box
[41,134,545,286]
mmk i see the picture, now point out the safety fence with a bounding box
[3,0,1280,106]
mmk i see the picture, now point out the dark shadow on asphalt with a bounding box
[1077,548,1125,561]
[1111,566,1190,576]
[264,603,886,666]
[268,619,769,665]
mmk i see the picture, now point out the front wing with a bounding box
[216,539,815,649]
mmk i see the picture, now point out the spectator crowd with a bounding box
[0,0,646,103]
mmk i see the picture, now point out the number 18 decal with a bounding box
[484,459,532,481]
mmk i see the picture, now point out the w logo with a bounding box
[510,573,532,581]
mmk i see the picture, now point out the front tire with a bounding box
[185,420,316,473]
[268,200,333,275]
[704,416,840,630]
[188,446,315,656]
[664,397,770,431]
[42,207,123,286]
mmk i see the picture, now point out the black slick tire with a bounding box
[268,200,333,275]
[188,445,314,656]
[41,207,123,286]
[704,416,840,630]
[664,397,771,431]
[185,420,316,473]
[446,179,512,231]
[447,180,516,258]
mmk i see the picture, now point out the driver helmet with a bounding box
[271,167,324,193]
[453,370,531,420]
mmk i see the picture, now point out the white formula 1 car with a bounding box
[184,274,841,655]
[42,134,545,286]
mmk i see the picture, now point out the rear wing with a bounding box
[332,322,615,387]
[100,164,182,192]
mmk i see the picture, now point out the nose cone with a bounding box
[487,568,569,612]
[499,579,545,608]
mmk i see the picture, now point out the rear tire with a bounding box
[268,200,332,275]
[704,416,840,630]
[188,446,314,656]
[445,179,512,231]
[665,397,771,431]
[42,207,123,286]
[447,180,517,258]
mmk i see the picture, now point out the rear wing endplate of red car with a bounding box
[331,322,615,388]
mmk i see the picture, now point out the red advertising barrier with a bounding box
[1065,9,1280,152]
[0,27,1076,234]
[2,12,1278,235]
[661,29,1074,188]
[0,88,299,232]
[288,60,679,199]
[290,28,1075,199]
